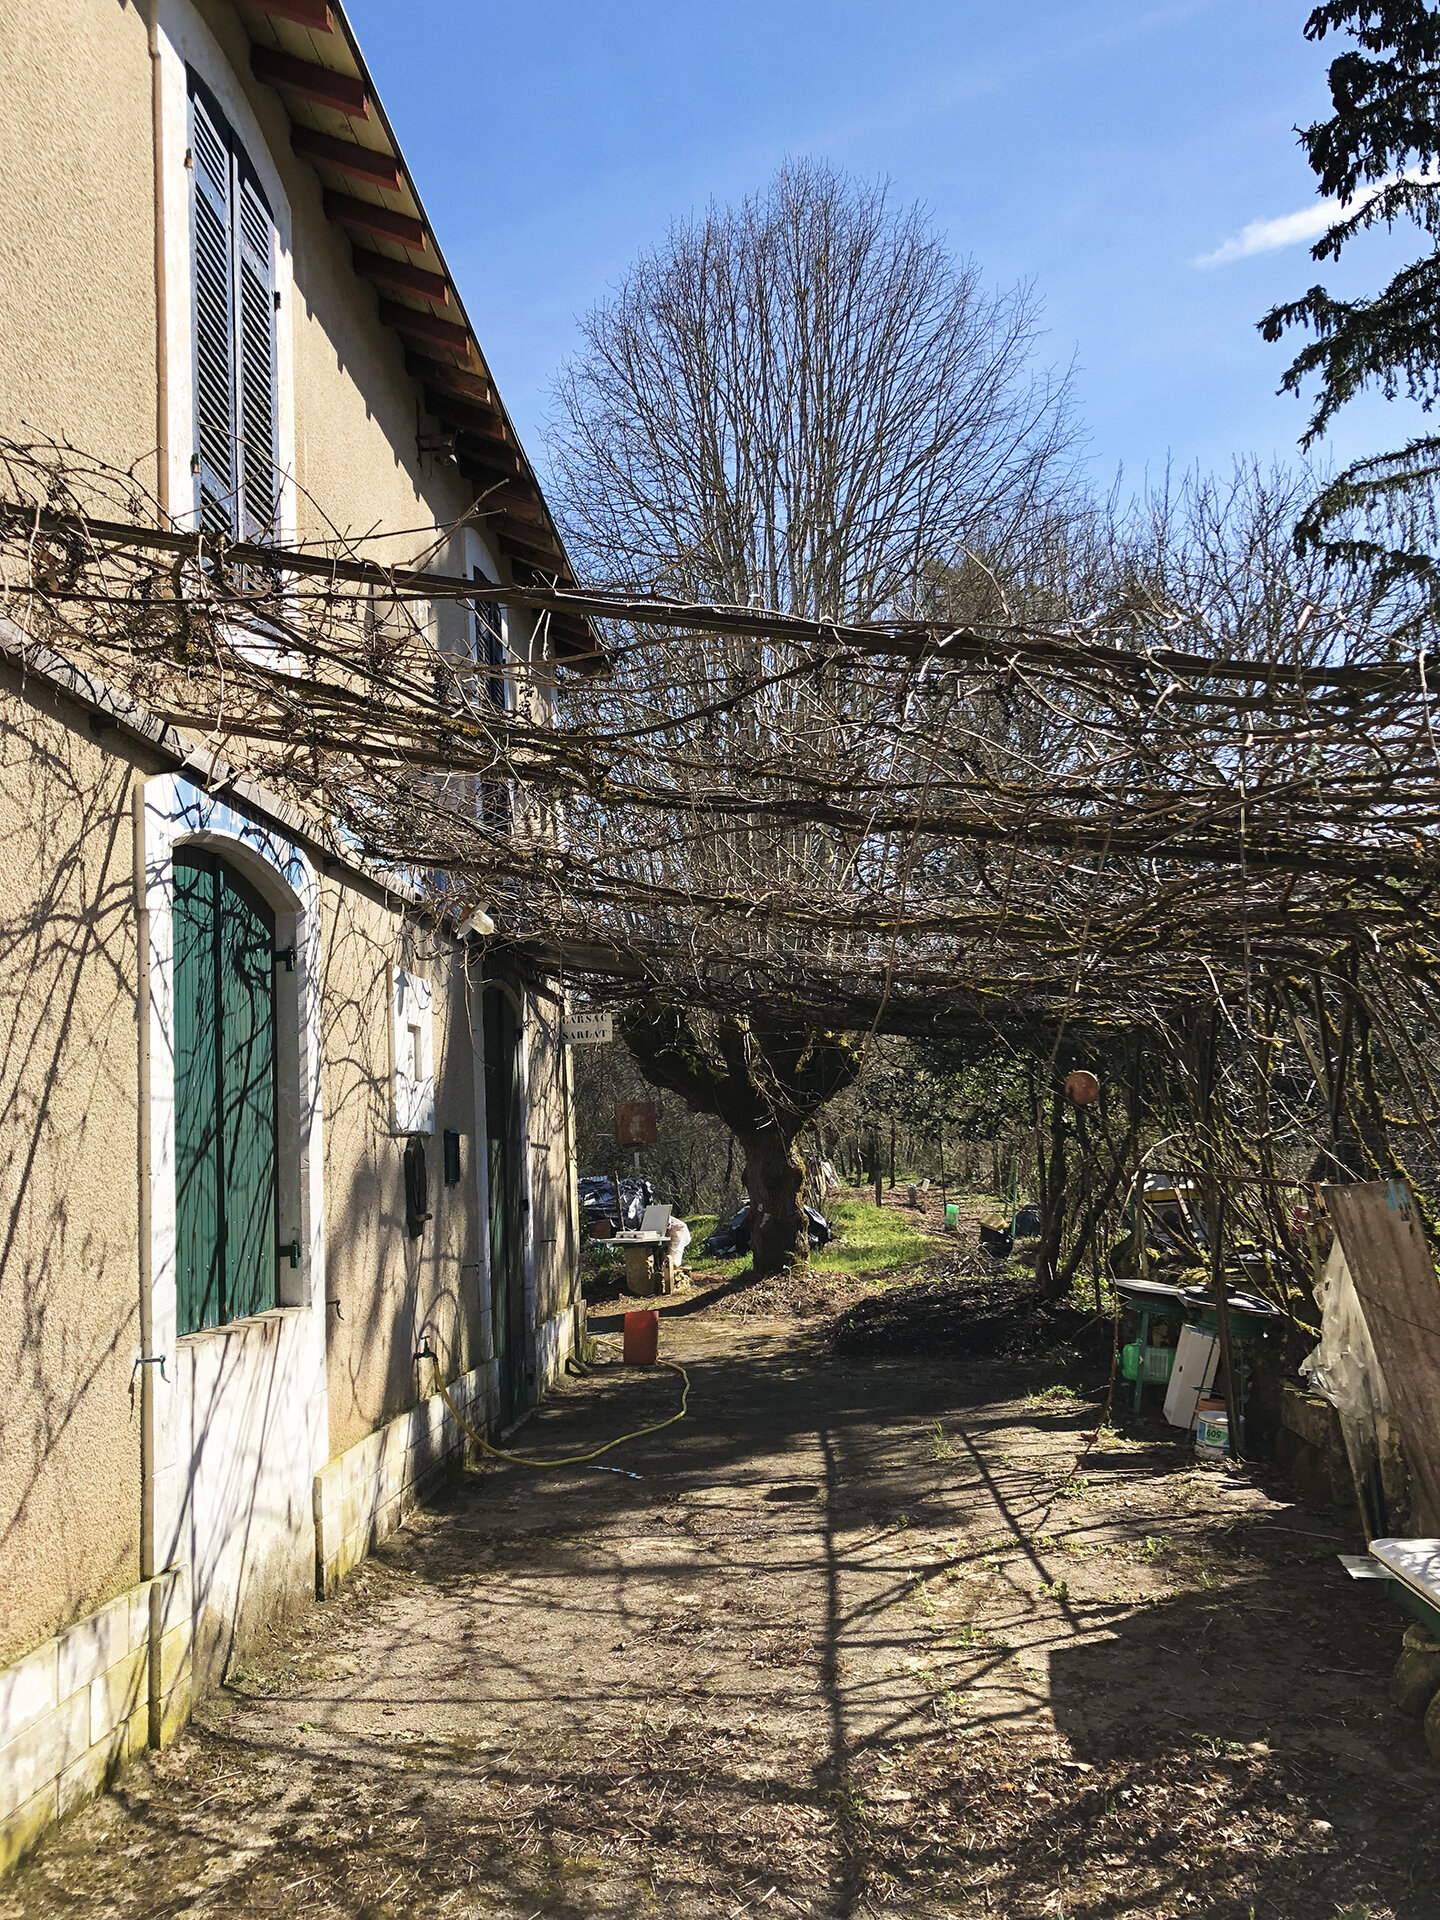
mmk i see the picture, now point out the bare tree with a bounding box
[548,160,1077,1273]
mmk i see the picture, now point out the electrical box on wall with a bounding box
[389,966,435,1135]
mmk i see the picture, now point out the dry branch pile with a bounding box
[6,435,1440,1284]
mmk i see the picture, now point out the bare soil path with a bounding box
[1,1278,1434,1919]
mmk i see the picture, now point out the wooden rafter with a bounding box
[380,303,471,352]
[242,0,334,28]
[352,249,449,303]
[405,353,496,409]
[324,192,426,250]
[290,127,401,191]
[251,46,367,116]
[425,388,509,441]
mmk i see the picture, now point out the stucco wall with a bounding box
[319,891,485,1459]
[1,0,499,587]
[0,672,148,1670]
[0,0,158,490]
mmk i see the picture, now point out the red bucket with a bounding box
[623,1309,659,1367]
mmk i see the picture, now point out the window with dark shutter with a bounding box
[471,570,514,835]
[188,76,279,539]
[236,177,278,537]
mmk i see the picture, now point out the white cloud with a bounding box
[1194,167,1440,269]
[1195,200,1343,268]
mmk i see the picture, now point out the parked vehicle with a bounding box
[701,1202,832,1257]
[578,1173,655,1233]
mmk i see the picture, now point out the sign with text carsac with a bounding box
[563,1010,615,1046]
[614,1100,658,1147]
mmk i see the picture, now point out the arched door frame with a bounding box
[141,772,325,1572]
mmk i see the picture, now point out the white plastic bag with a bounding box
[666,1217,692,1266]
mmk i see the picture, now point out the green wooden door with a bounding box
[174,849,278,1334]
[484,990,526,1426]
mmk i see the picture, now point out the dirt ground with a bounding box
[2,1234,1435,1919]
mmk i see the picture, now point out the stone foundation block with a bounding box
[1393,1623,1440,1717]
[0,1789,57,1877]
[0,1643,57,1750]
[0,1566,194,1872]
[0,1692,88,1822]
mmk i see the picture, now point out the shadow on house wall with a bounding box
[0,682,147,1666]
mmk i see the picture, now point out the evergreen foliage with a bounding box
[1260,2,1440,602]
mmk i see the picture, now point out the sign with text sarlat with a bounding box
[614,1100,657,1147]
[563,1010,615,1046]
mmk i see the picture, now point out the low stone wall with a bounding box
[313,1364,494,1597]
[0,1565,191,1872]
[536,1299,584,1392]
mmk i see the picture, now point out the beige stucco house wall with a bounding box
[0,0,583,1870]
[0,669,148,1673]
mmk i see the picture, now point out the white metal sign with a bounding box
[564,1011,615,1045]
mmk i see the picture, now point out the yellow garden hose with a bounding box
[423,1349,690,1469]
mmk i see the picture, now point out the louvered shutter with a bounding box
[189,90,237,536]
[235,176,278,538]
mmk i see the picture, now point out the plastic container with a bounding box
[1122,1341,1176,1385]
[623,1309,659,1366]
[944,1203,961,1232]
[1195,1397,1242,1459]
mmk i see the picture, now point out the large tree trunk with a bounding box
[738,1123,808,1275]
[618,1003,863,1279]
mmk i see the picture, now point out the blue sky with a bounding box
[345,0,1422,501]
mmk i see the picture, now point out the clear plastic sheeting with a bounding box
[1302,1240,1404,1537]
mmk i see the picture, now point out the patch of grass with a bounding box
[681,1215,746,1277]
[928,1421,956,1459]
[1140,1534,1173,1561]
[1025,1383,1079,1407]
[812,1198,933,1281]
[682,1196,930,1284]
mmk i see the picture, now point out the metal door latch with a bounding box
[280,1239,302,1268]
[133,1354,168,1382]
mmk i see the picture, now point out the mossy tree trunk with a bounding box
[620,1005,863,1277]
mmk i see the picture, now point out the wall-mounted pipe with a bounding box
[133,776,155,1581]
[148,0,170,522]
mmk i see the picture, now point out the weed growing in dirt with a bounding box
[226,1661,293,1697]
[949,1622,1000,1650]
[928,1421,956,1459]
[1039,1579,1070,1600]
[1140,1535,1173,1560]
[1053,1474,1090,1500]
[1025,1384,1079,1407]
